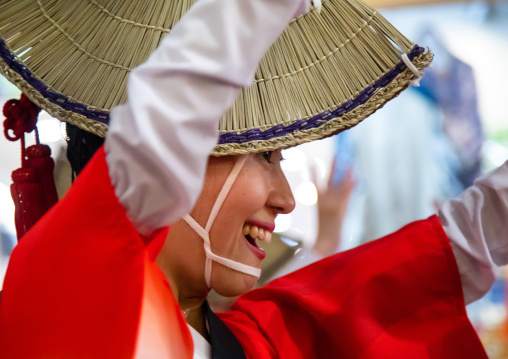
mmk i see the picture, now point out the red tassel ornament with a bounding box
[25,144,59,214]
[3,93,59,240]
[10,167,46,239]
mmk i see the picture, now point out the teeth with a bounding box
[249,226,258,239]
[243,224,271,242]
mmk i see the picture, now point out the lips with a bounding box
[244,234,266,260]
[242,222,273,260]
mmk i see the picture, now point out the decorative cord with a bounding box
[401,53,423,87]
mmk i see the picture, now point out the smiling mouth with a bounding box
[245,234,257,247]
[244,234,266,260]
[242,225,268,260]
[242,224,272,243]
[242,224,271,260]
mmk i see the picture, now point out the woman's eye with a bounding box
[262,151,273,163]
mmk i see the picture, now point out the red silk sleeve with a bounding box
[219,216,488,359]
[0,147,193,359]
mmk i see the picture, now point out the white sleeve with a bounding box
[104,0,309,236]
[438,160,508,305]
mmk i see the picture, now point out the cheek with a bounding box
[233,171,270,211]
[234,190,266,215]
[220,171,270,224]
[212,184,267,246]
[156,221,208,286]
[208,179,268,258]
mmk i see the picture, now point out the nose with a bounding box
[268,170,296,215]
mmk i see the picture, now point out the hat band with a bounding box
[218,44,425,145]
[0,38,110,125]
[1,40,424,143]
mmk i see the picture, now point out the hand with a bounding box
[312,156,355,257]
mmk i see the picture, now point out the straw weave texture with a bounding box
[0,0,432,156]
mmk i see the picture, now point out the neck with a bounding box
[182,299,208,339]
[180,288,210,338]
[157,258,209,338]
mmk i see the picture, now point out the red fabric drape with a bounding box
[219,216,488,359]
[0,147,193,358]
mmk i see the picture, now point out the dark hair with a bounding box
[66,123,104,179]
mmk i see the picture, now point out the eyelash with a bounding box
[262,151,273,163]
[261,151,285,164]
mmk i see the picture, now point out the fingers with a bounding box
[327,154,339,189]
[338,166,356,198]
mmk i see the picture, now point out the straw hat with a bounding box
[0,0,432,156]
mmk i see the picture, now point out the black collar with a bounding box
[203,301,247,359]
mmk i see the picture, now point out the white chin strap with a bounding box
[183,155,261,288]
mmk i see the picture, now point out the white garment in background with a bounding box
[351,88,461,243]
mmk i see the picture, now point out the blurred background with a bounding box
[1,0,508,357]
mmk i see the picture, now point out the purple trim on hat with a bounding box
[219,45,425,145]
[1,38,423,139]
[0,38,110,124]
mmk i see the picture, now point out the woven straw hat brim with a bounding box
[0,0,432,156]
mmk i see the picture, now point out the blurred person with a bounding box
[313,160,356,257]
[269,157,356,280]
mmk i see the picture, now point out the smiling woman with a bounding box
[157,150,295,337]
[162,152,293,289]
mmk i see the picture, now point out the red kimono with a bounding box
[0,148,487,358]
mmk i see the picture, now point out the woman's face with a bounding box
[159,150,295,298]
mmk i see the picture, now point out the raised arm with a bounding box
[439,160,508,304]
[105,0,309,236]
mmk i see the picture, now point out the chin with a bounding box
[211,269,258,298]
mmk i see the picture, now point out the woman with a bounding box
[0,0,505,357]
